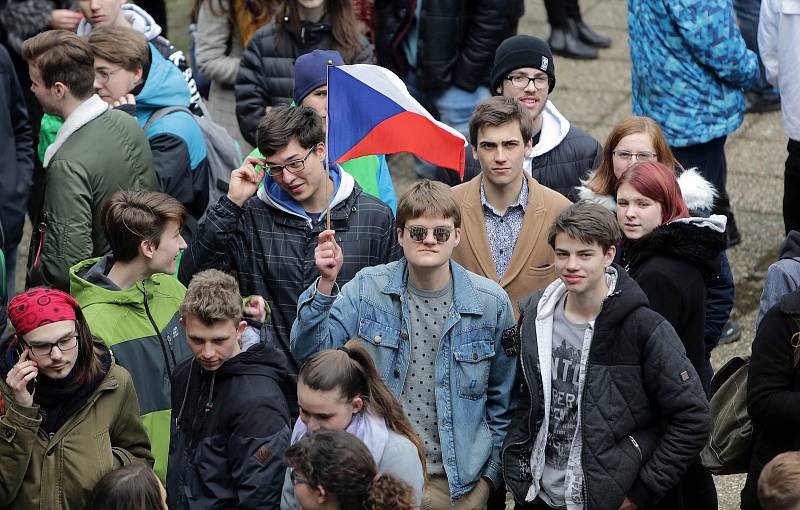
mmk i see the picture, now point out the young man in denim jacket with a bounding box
[290,180,518,509]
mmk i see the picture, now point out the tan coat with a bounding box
[451,174,571,318]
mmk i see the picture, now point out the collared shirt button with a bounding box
[400,331,409,340]
[373,335,381,344]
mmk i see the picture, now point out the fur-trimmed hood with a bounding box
[576,168,718,215]
[621,215,727,280]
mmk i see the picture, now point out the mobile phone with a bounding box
[15,340,37,395]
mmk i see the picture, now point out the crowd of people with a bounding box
[0,0,799,509]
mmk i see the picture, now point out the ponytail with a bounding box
[298,340,428,478]
[363,472,415,510]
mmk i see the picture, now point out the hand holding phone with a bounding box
[7,345,37,407]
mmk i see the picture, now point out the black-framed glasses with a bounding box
[290,470,313,487]
[266,146,318,177]
[94,67,125,85]
[23,333,79,358]
[505,74,549,90]
[612,150,658,162]
[405,225,454,243]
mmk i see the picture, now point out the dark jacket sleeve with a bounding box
[747,304,800,426]
[0,0,54,54]
[227,386,291,509]
[452,0,508,91]
[149,133,195,206]
[704,252,734,351]
[628,319,710,507]
[0,45,34,249]
[235,34,270,147]
[178,195,249,284]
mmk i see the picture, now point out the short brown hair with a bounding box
[101,190,187,262]
[180,270,242,325]
[759,452,800,510]
[395,179,461,229]
[21,30,95,99]
[256,105,324,157]
[468,96,534,148]
[87,26,150,72]
[547,201,620,253]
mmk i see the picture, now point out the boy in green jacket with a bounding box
[69,190,189,482]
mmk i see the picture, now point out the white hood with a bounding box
[576,167,718,214]
[670,213,727,233]
[76,4,162,40]
[524,100,571,173]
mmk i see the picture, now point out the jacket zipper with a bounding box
[628,435,642,461]
[32,223,47,269]
[142,283,177,373]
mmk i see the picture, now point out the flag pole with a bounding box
[325,60,332,232]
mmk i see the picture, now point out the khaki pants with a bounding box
[422,476,491,510]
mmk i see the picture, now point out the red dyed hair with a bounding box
[616,161,689,224]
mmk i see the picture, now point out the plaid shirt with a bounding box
[179,186,401,380]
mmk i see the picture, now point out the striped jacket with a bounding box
[69,255,190,483]
[178,170,401,394]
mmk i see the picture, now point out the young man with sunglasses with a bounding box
[291,180,518,510]
[462,35,602,201]
[179,105,400,415]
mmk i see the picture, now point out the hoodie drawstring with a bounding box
[175,358,193,430]
[205,372,216,414]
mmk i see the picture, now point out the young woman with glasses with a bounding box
[579,115,737,385]
[0,288,153,509]
[281,340,425,508]
[285,429,416,510]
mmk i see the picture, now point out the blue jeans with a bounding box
[404,73,490,180]
[733,0,775,95]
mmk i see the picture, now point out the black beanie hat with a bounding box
[490,35,556,94]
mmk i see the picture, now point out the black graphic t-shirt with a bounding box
[540,294,588,509]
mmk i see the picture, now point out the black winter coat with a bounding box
[742,290,800,510]
[620,220,726,392]
[461,125,602,200]
[0,45,33,252]
[503,266,710,509]
[178,184,401,396]
[235,19,373,147]
[167,342,292,510]
[375,0,509,92]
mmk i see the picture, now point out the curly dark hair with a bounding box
[284,430,416,510]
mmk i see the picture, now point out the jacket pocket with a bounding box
[453,340,495,400]
[95,430,114,472]
[782,0,800,14]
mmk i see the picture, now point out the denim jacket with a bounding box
[290,259,518,499]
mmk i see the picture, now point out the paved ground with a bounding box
[13,1,784,507]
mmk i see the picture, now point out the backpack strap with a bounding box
[792,316,800,367]
[143,106,194,132]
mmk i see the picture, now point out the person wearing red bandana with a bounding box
[0,287,153,510]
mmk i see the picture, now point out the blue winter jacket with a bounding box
[628,0,760,147]
[137,44,209,220]
[290,259,518,500]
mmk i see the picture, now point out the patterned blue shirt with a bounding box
[480,178,528,279]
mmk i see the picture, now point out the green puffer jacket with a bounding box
[28,96,158,291]
[70,255,191,483]
[0,357,154,509]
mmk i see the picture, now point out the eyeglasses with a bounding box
[23,334,79,358]
[290,470,313,487]
[266,146,318,177]
[404,225,454,243]
[505,74,549,90]
[612,150,658,162]
[94,67,124,85]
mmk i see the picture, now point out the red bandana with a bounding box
[8,288,79,337]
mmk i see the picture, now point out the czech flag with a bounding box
[327,64,467,179]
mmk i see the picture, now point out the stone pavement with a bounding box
[388,1,786,508]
